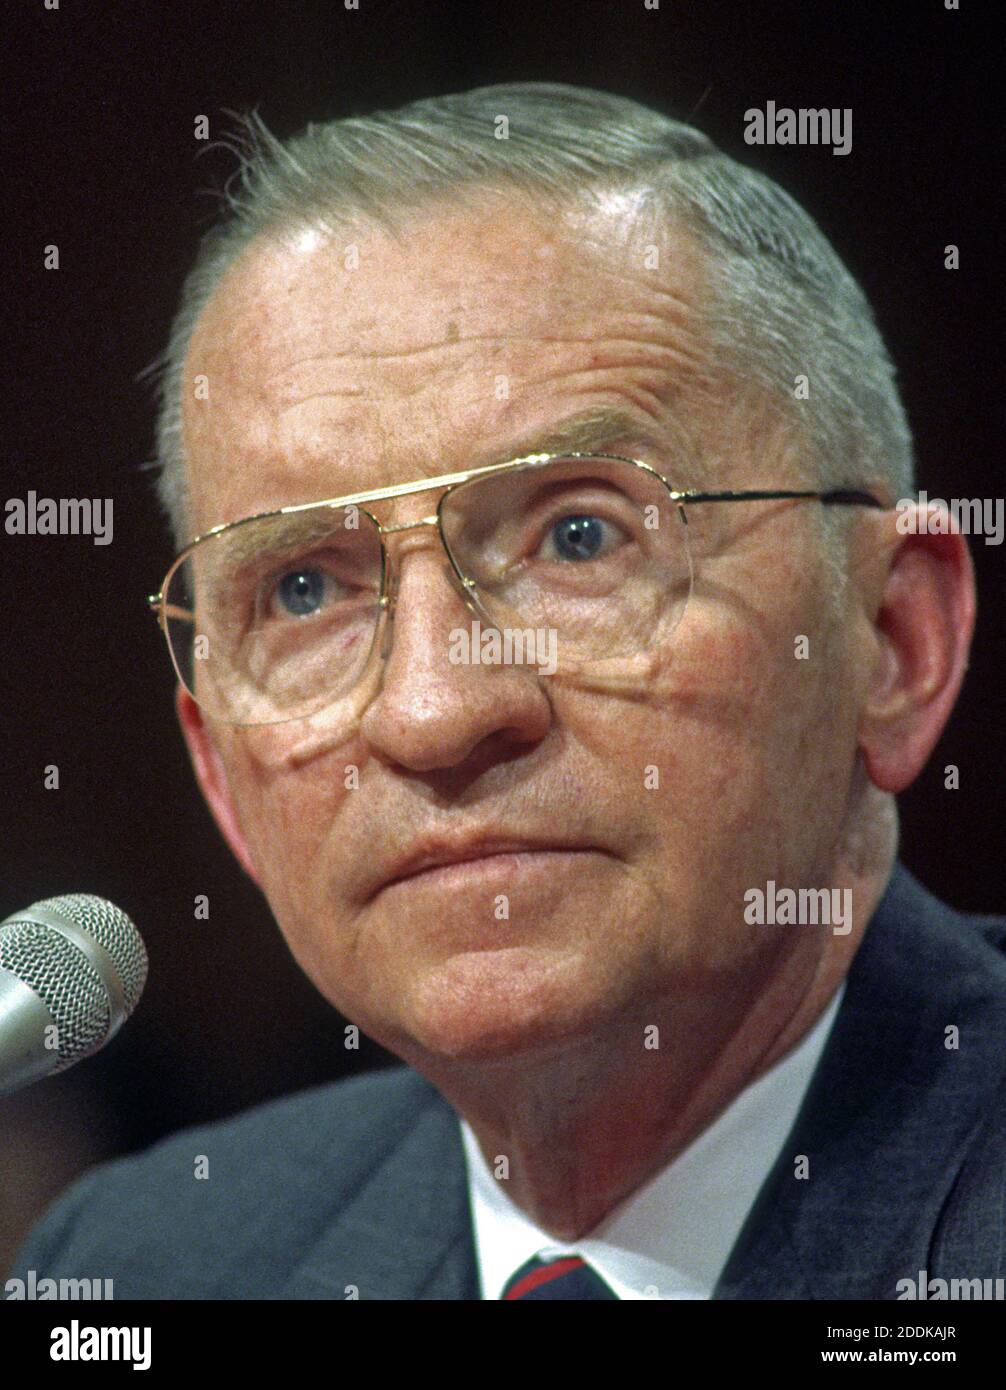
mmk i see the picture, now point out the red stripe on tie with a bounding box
[503,1256,586,1300]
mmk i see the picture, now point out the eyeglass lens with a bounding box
[163,456,693,726]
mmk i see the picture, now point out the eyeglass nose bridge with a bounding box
[376,512,484,660]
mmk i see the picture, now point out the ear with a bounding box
[859,513,976,794]
[175,685,262,886]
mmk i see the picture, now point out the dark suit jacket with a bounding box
[7,863,1006,1299]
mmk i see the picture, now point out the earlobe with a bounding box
[858,521,975,795]
[175,686,262,886]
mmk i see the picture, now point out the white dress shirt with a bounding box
[460,984,845,1299]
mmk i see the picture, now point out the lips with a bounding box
[369,836,604,900]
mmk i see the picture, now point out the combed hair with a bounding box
[149,82,915,549]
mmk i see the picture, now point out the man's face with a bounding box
[180,194,871,1067]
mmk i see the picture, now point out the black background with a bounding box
[1,0,1001,1271]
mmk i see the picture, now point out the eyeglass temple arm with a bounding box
[670,487,885,508]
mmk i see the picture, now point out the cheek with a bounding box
[217,726,355,928]
[550,562,857,874]
[683,585,858,878]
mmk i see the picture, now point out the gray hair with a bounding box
[149,81,914,549]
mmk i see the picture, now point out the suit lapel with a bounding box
[716,864,1006,1299]
[282,1088,479,1300]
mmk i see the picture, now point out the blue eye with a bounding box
[276,569,327,616]
[550,515,606,561]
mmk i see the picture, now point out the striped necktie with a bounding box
[502,1253,619,1300]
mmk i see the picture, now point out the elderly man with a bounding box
[10,82,1004,1301]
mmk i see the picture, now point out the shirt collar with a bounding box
[460,984,845,1299]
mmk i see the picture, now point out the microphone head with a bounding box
[0,894,147,1071]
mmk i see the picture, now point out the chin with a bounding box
[391,945,614,1063]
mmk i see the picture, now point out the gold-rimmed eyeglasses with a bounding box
[147,450,883,727]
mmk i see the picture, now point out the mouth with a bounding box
[372,841,606,900]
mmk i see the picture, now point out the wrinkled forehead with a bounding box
[179,196,736,533]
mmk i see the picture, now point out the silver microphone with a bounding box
[0,894,148,1097]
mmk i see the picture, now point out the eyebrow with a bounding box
[491,404,708,486]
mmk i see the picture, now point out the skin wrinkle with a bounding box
[264,326,699,387]
[267,324,696,379]
[274,367,693,432]
[270,343,703,416]
[174,194,973,1242]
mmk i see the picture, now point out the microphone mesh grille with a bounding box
[0,895,147,1069]
[36,894,148,1014]
[0,923,111,1066]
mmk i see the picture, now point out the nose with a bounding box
[377,515,477,657]
[360,530,553,774]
